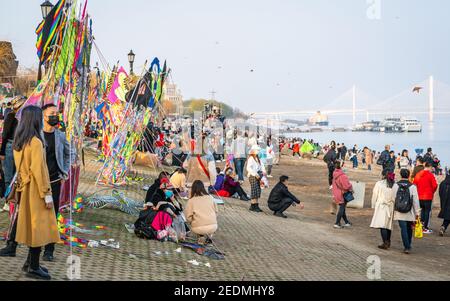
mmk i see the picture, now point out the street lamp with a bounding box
[128,50,135,75]
[40,1,54,19]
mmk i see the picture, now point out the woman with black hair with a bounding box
[144,171,170,206]
[185,180,218,244]
[332,160,353,228]
[9,106,59,280]
[370,170,396,250]
[399,149,411,170]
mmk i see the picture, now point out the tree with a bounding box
[183,98,242,118]
[0,41,19,84]
[162,99,177,114]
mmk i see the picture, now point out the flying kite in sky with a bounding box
[413,86,423,93]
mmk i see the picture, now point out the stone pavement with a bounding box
[0,150,449,281]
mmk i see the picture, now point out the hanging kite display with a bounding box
[96,58,170,186]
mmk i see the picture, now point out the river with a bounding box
[284,114,449,168]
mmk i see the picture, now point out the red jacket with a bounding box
[332,169,353,204]
[413,169,438,200]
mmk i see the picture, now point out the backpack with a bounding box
[134,209,158,240]
[394,182,413,213]
[376,154,385,166]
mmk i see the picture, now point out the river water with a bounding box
[284,114,449,167]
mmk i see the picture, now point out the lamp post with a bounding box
[40,1,54,18]
[38,1,54,81]
[128,50,135,75]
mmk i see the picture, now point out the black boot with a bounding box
[22,254,48,273]
[249,204,263,213]
[241,195,250,202]
[0,241,17,257]
[43,244,55,261]
[26,267,51,281]
[378,241,389,250]
[274,211,288,218]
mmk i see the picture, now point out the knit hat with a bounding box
[159,177,173,189]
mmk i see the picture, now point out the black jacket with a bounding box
[383,156,396,172]
[438,175,450,220]
[145,179,161,205]
[323,149,337,167]
[0,112,17,156]
[268,182,300,206]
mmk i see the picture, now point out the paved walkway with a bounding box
[0,150,449,281]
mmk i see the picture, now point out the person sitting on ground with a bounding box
[169,168,188,198]
[145,171,170,205]
[145,178,183,218]
[268,175,303,218]
[185,180,218,245]
[222,167,251,201]
[213,167,225,192]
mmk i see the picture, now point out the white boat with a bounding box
[401,117,422,132]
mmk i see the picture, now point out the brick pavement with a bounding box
[0,150,449,281]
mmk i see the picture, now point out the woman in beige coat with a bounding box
[370,171,396,250]
[364,147,373,171]
[13,106,60,280]
[185,180,218,244]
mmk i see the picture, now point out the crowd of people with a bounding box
[320,139,449,255]
[0,101,448,280]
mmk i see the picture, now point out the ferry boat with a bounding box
[401,117,422,132]
[380,117,404,133]
[308,111,329,126]
[352,120,380,132]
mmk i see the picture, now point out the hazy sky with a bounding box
[1,0,450,112]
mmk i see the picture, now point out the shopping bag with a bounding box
[414,218,423,239]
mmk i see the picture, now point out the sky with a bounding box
[1,0,450,113]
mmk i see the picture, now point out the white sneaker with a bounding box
[333,224,343,229]
[329,185,333,190]
[2,203,9,211]
[423,229,433,234]
[267,175,273,178]
[343,223,352,228]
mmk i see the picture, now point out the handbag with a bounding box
[5,150,25,205]
[343,191,354,203]
[336,174,354,203]
[414,218,423,239]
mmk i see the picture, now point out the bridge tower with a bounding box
[429,76,434,122]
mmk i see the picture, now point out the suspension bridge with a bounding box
[253,76,450,124]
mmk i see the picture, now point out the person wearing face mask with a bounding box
[40,103,72,262]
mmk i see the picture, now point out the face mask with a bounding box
[165,190,174,199]
[47,115,59,127]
